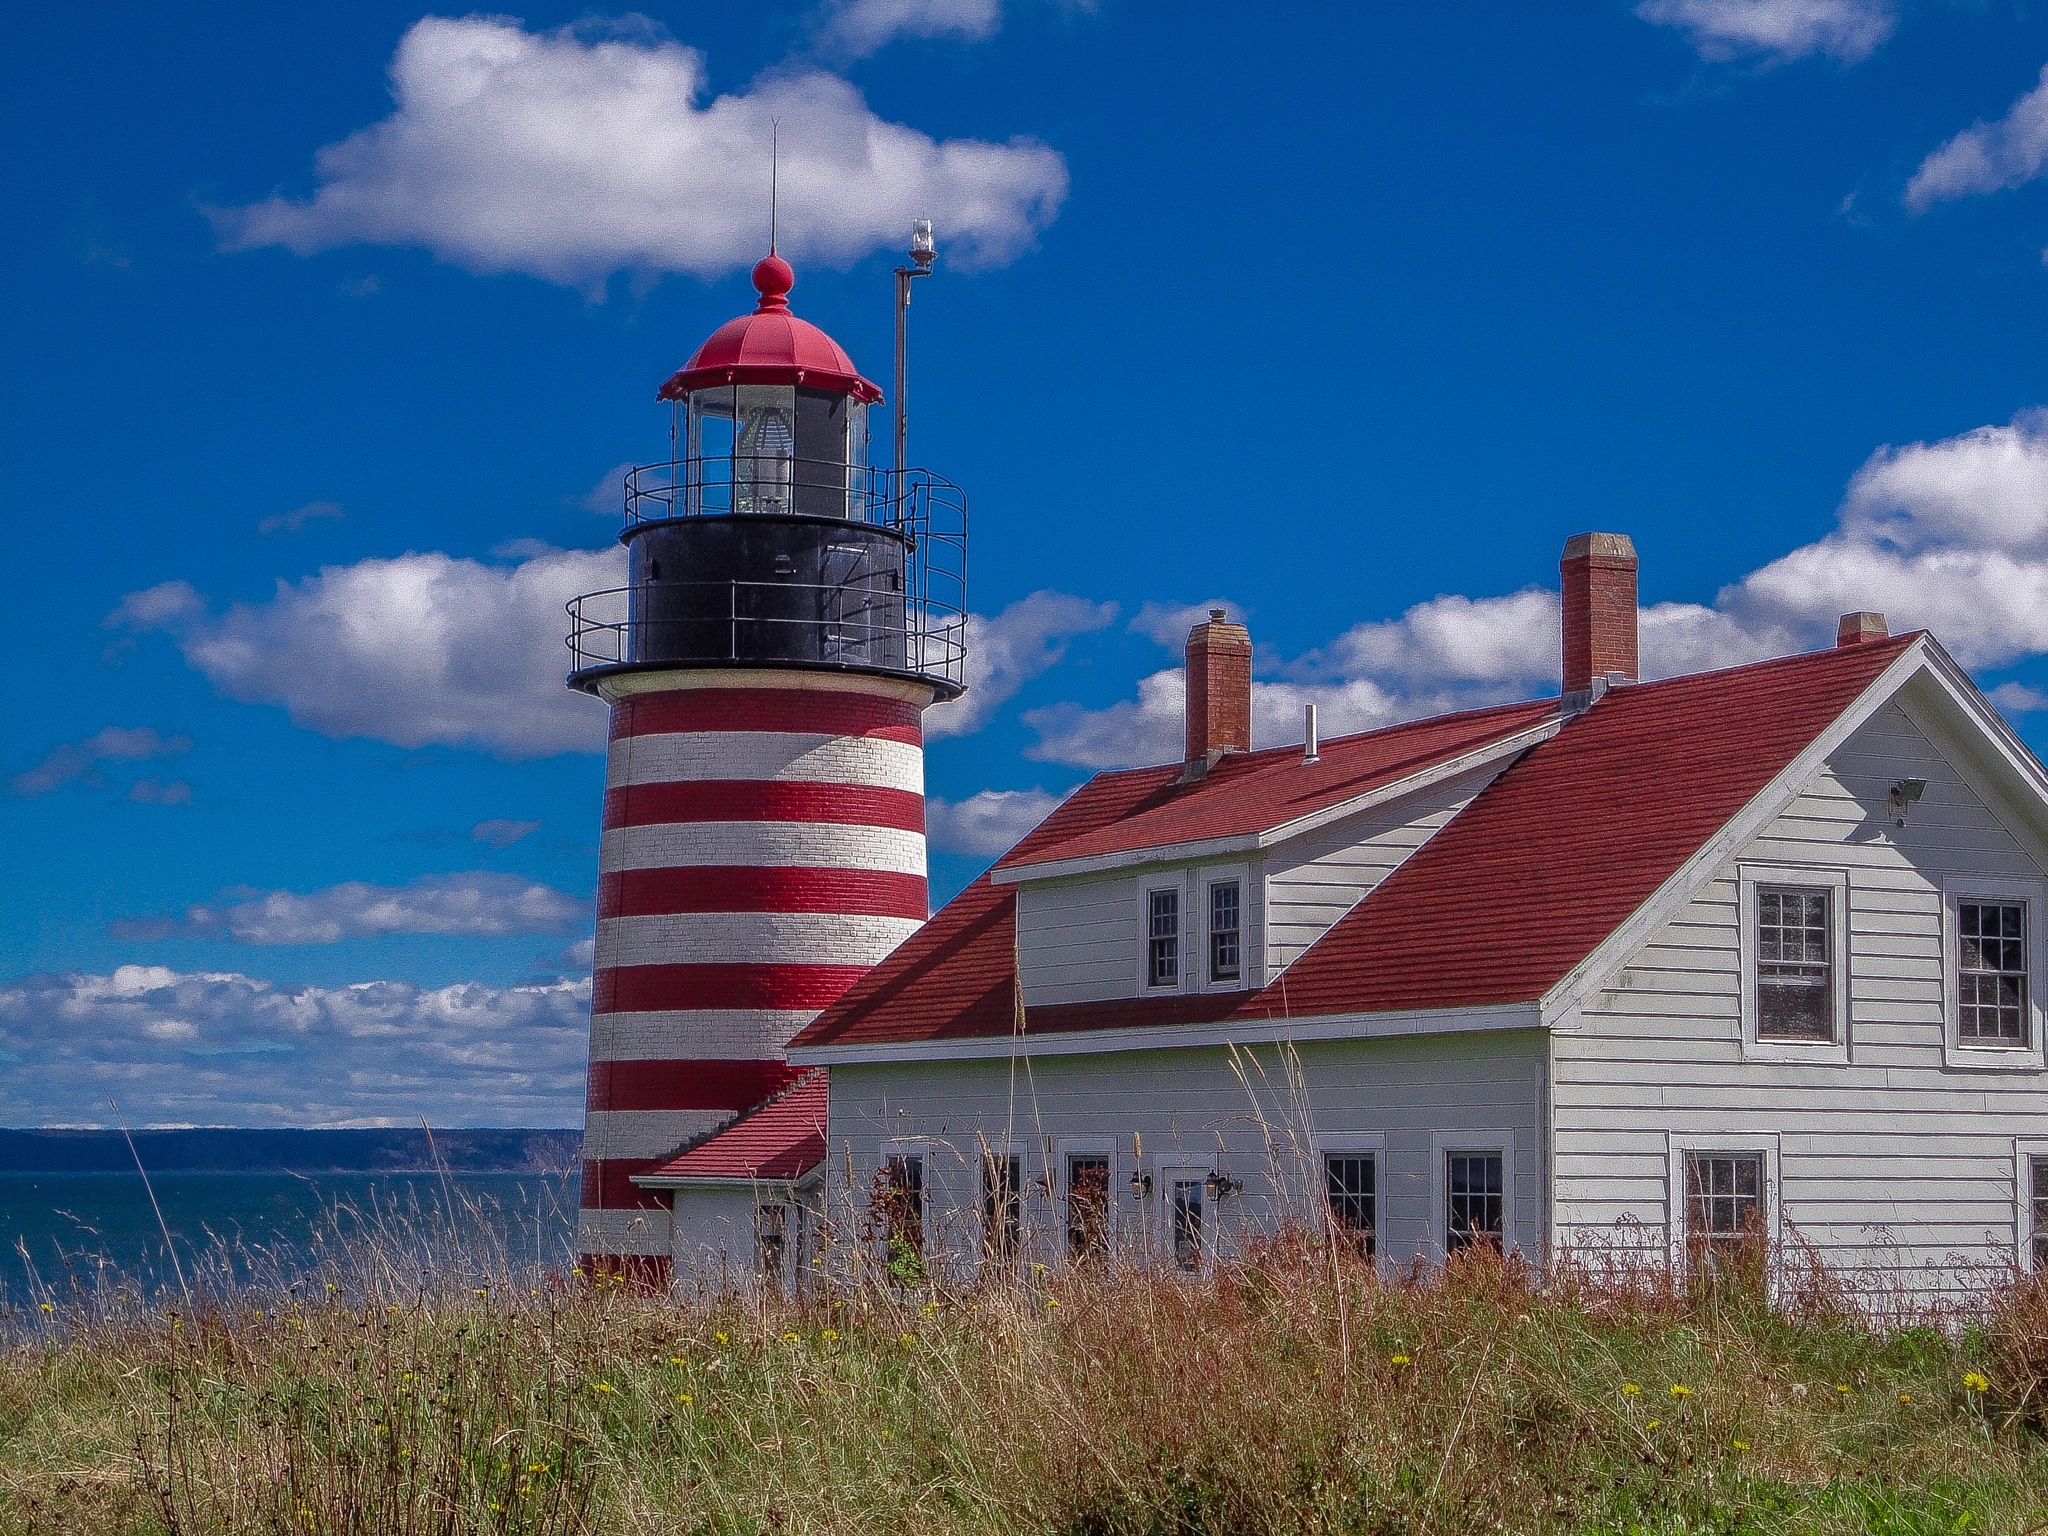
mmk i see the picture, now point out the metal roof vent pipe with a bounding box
[1303,703,1320,765]
[1561,531,1638,716]
[1182,608,1252,783]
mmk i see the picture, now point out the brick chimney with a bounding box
[1836,611,1889,647]
[1185,608,1252,778]
[1560,532,1638,699]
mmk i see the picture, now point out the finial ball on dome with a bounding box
[753,254,795,304]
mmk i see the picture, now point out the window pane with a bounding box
[1171,1179,1204,1272]
[1684,1153,1765,1279]
[1210,880,1241,982]
[1958,902,2028,1045]
[1445,1152,1504,1254]
[1067,1156,1111,1259]
[1148,889,1180,987]
[881,1154,924,1259]
[1757,885,1832,1040]
[1325,1155,1376,1259]
[2034,1156,2048,1274]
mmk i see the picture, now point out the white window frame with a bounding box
[1940,876,2048,1073]
[1152,1152,1219,1275]
[1200,863,1252,992]
[1666,1131,1781,1272]
[1137,874,1189,993]
[2016,1138,2048,1274]
[1315,1131,1387,1264]
[1430,1130,1516,1260]
[1737,864,1851,1065]
[1055,1134,1117,1257]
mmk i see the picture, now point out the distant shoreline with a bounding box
[0,1127,582,1175]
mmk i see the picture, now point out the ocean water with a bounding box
[0,1171,579,1302]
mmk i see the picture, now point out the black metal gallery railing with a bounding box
[565,459,967,694]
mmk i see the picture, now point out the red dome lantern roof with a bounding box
[658,254,883,404]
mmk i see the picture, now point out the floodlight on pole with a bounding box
[894,220,936,481]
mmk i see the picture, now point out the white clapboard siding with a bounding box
[823,1028,1546,1276]
[1263,765,1504,977]
[1552,692,2048,1281]
[1016,873,1142,1006]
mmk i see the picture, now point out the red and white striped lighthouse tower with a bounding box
[566,249,965,1278]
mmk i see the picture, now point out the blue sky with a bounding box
[7,0,2048,1125]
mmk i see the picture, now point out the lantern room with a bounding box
[565,252,966,699]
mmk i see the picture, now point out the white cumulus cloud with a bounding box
[926,786,1067,858]
[208,15,1068,290]
[108,873,588,946]
[1022,408,2048,770]
[111,544,620,759]
[926,590,1119,739]
[10,726,194,799]
[1906,64,2048,211]
[814,0,1003,60]
[1636,0,1897,63]
[0,965,590,1127]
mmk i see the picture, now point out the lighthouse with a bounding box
[566,247,966,1279]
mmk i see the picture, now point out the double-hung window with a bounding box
[1444,1152,1504,1254]
[1066,1154,1111,1260]
[880,1152,925,1265]
[1958,901,2029,1046]
[1209,880,1241,983]
[1324,1154,1376,1259]
[1757,886,1833,1041]
[1683,1152,1765,1277]
[2031,1155,2048,1274]
[1147,889,1180,988]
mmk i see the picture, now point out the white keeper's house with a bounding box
[633,531,2048,1295]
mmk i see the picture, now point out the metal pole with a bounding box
[894,266,910,482]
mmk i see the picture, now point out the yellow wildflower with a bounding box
[900,1332,916,1347]
[1646,1419,1661,1430]
[1733,1439,1750,1451]
[1899,1392,1912,1403]
[1047,1297,1059,1308]
[1963,1372,1990,1393]
[821,1329,839,1341]
[526,1463,548,1474]
[715,1331,729,1345]
[677,1393,693,1404]
[1836,1384,1851,1393]
[1390,1354,1411,1366]
[39,1303,53,1314]
[593,1382,613,1394]
[1669,1384,1692,1398]
[1620,1383,1639,1396]
[669,1355,685,1365]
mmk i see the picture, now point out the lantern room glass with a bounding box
[685,384,865,519]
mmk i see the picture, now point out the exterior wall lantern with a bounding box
[1204,1172,1244,1201]
[1888,778,1926,827]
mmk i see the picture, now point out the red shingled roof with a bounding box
[996,698,1560,872]
[788,637,1917,1051]
[639,1072,829,1182]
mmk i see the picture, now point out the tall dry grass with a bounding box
[3,1182,2047,1536]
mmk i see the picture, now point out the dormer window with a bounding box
[1209,879,1241,982]
[1147,889,1180,987]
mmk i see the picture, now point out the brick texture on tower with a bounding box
[576,670,931,1278]
[1185,610,1254,765]
[1560,532,1639,696]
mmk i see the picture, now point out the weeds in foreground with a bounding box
[3,1208,2047,1536]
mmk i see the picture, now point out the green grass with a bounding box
[3,1233,2046,1535]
